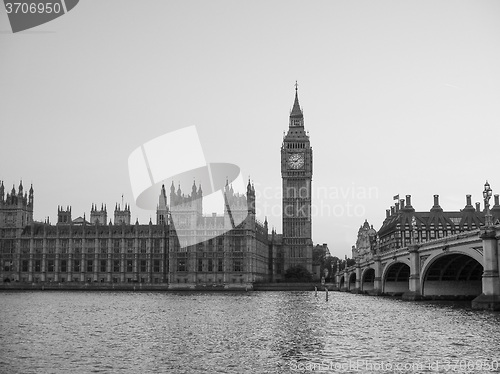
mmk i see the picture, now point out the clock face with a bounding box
[288,153,304,169]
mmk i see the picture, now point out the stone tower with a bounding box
[169,181,203,246]
[57,205,71,224]
[90,203,107,225]
[281,84,313,273]
[114,203,131,225]
[222,180,253,231]
[156,184,169,225]
[0,180,34,231]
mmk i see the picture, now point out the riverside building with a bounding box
[0,87,316,287]
[0,180,270,288]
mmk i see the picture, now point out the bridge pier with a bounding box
[353,261,361,293]
[472,229,500,311]
[371,256,383,295]
[402,244,422,301]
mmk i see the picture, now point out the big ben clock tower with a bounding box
[281,83,313,274]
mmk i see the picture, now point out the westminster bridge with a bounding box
[335,224,500,310]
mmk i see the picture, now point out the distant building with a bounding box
[0,180,269,287]
[268,230,283,282]
[0,183,169,284]
[351,220,377,258]
[312,243,331,281]
[0,87,319,286]
[352,194,500,257]
[278,85,314,275]
[167,180,270,287]
[0,181,34,235]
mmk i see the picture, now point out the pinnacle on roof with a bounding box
[290,81,303,119]
[362,219,370,229]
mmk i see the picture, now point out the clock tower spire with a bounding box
[290,81,304,127]
[281,83,313,274]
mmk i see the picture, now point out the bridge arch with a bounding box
[348,272,356,291]
[339,275,345,290]
[382,261,410,294]
[421,250,483,297]
[361,267,375,292]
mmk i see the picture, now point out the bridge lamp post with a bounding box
[411,216,417,244]
[483,181,493,227]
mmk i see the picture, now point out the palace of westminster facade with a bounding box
[0,88,314,287]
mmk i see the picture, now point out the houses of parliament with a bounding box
[0,88,314,288]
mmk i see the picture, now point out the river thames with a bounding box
[0,291,499,373]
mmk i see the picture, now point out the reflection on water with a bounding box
[0,291,499,373]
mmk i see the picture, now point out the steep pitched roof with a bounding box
[290,87,303,119]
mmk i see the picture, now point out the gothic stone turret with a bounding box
[57,206,72,224]
[157,184,169,225]
[114,203,130,225]
[90,203,107,225]
[0,180,34,230]
[169,180,203,231]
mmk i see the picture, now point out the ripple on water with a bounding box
[1,291,500,373]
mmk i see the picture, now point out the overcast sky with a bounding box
[1,1,500,258]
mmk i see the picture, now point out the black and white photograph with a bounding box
[1,1,500,373]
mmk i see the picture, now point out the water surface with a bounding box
[0,291,499,373]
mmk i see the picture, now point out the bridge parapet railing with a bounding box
[414,229,481,252]
[376,229,482,256]
[339,265,356,274]
[378,247,407,260]
[339,225,492,274]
